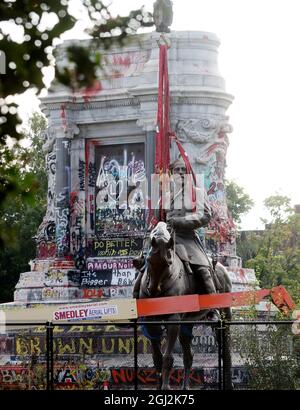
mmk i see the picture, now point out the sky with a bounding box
[14,0,300,229]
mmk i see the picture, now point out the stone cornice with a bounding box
[55,31,220,55]
[41,89,234,112]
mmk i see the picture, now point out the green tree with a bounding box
[237,230,262,263]
[0,112,47,303]
[225,179,254,225]
[235,323,300,389]
[246,194,300,305]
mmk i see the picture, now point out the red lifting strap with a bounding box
[155,43,196,220]
[155,44,170,173]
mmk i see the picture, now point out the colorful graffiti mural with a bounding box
[94,143,147,237]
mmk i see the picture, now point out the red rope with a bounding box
[154,44,196,219]
[170,133,196,210]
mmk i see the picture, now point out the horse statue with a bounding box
[134,222,233,390]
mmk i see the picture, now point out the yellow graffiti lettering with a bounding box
[105,240,114,251]
[118,337,131,354]
[101,338,115,354]
[119,249,128,256]
[33,326,46,334]
[94,241,104,250]
[79,338,94,354]
[57,338,76,354]
[138,335,150,354]
[104,325,118,332]
[16,338,29,356]
[53,326,64,334]
[87,325,97,332]
[68,326,84,333]
[30,337,42,355]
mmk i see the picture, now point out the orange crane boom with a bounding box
[136,285,295,317]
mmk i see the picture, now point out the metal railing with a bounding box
[0,319,298,390]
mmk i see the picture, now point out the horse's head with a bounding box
[146,222,174,296]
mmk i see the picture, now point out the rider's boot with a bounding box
[132,256,146,299]
[191,265,220,321]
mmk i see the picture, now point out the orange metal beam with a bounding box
[136,286,295,317]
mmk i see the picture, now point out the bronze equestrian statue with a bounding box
[134,156,219,321]
[134,221,232,389]
[133,157,233,389]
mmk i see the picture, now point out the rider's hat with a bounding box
[170,155,186,172]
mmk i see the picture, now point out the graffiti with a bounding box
[15,272,45,289]
[0,364,249,389]
[36,241,56,259]
[14,288,43,302]
[81,286,134,299]
[80,270,112,287]
[78,160,85,191]
[29,259,52,272]
[81,286,133,298]
[228,268,257,285]
[82,288,104,299]
[89,194,95,231]
[94,143,147,236]
[80,79,102,103]
[13,324,132,335]
[95,208,147,237]
[15,335,151,356]
[109,286,133,298]
[35,152,56,245]
[0,337,14,354]
[56,207,70,256]
[45,270,64,285]
[111,269,136,286]
[0,365,110,390]
[202,367,249,385]
[0,366,29,387]
[193,136,237,249]
[87,258,133,271]
[54,366,110,387]
[80,268,136,287]
[42,287,81,301]
[44,270,80,287]
[13,330,226,356]
[89,238,143,257]
[88,162,97,188]
[70,193,85,222]
[102,49,151,78]
[110,367,204,386]
[70,191,85,258]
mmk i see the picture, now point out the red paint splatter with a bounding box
[81,80,102,103]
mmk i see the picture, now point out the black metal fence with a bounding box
[0,320,299,390]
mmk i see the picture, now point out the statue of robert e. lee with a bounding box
[133,156,220,321]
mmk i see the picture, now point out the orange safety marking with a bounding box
[136,286,295,317]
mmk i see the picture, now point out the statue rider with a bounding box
[133,156,220,321]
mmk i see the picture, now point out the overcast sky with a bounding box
[16,0,300,229]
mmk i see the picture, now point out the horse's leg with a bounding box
[143,323,163,389]
[150,338,163,389]
[161,323,179,390]
[179,324,194,390]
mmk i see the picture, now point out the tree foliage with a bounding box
[0,113,47,303]
[244,195,300,305]
[225,179,254,224]
[234,323,300,389]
